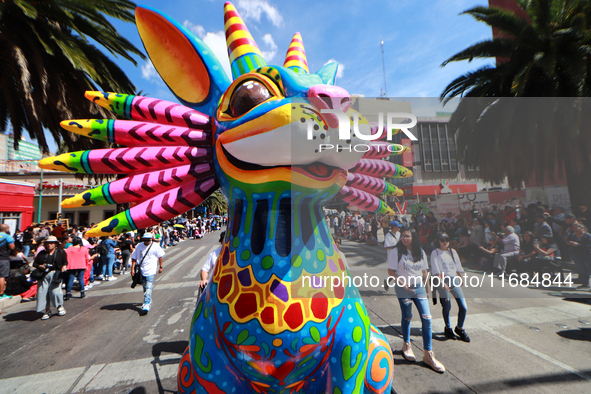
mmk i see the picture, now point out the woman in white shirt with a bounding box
[387,228,445,373]
[430,232,470,343]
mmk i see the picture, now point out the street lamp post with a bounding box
[37,169,43,223]
[58,178,63,222]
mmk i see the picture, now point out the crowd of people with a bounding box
[327,202,590,373]
[328,202,591,288]
[0,215,227,318]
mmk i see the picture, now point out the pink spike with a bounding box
[337,185,392,214]
[130,96,210,128]
[349,159,412,179]
[346,173,385,195]
[85,146,212,174]
[110,120,210,146]
[105,164,214,204]
[129,177,218,228]
[369,122,388,141]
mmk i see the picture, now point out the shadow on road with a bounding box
[152,340,189,357]
[556,327,591,342]
[2,310,40,322]
[151,341,187,394]
[100,303,143,313]
[115,388,147,394]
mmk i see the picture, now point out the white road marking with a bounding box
[184,245,218,278]
[0,354,180,394]
[85,280,201,297]
[484,328,591,382]
[159,247,196,269]
[168,307,188,325]
[143,315,164,344]
[158,246,205,282]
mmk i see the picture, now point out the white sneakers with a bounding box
[423,350,445,373]
[401,343,446,373]
[401,342,416,362]
[57,306,66,316]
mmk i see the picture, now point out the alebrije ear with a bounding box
[316,62,339,86]
[224,2,267,79]
[283,33,309,74]
[135,6,230,115]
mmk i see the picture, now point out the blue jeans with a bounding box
[22,245,31,259]
[395,284,432,351]
[437,279,468,329]
[142,274,155,310]
[100,253,116,277]
[89,262,95,282]
[66,269,85,294]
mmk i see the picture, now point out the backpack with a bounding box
[96,242,109,256]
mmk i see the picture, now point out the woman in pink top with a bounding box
[64,237,91,300]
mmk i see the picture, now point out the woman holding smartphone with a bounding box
[387,227,445,373]
[430,232,470,342]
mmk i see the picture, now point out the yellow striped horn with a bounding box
[224,1,266,79]
[283,32,309,74]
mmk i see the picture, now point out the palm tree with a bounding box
[440,0,591,207]
[199,190,228,215]
[0,0,145,154]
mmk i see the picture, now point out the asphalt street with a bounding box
[0,232,590,394]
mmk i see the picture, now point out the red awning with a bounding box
[402,184,478,195]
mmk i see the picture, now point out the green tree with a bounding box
[199,190,228,215]
[0,0,145,154]
[441,0,591,206]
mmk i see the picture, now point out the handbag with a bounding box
[131,243,152,289]
[30,268,44,280]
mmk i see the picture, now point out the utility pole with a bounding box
[58,178,63,221]
[380,37,387,97]
[37,169,43,223]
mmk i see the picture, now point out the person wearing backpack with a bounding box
[387,227,445,373]
[430,232,470,343]
[97,235,118,281]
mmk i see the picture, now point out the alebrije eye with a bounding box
[229,80,272,117]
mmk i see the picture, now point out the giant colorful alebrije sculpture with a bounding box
[39,3,414,393]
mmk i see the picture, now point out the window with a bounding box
[64,212,75,225]
[419,122,459,172]
[1,212,21,235]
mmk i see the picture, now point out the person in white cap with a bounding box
[131,232,165,315]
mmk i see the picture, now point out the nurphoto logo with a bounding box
[306,110,418,141]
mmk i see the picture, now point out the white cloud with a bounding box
[183,20,232,80]
[182,20,279,78]
[141,60,158,81]
[325,59,345,79]
[203,31,232,80]
[237,0,284,27]
[260,33,277,62]
[183,20,205,38]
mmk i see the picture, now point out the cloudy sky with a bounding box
[39,0,495,151]
[110,0,493,101]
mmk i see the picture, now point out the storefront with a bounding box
[0,178,35,233]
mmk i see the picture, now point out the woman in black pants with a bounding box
[119,233,134,274]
